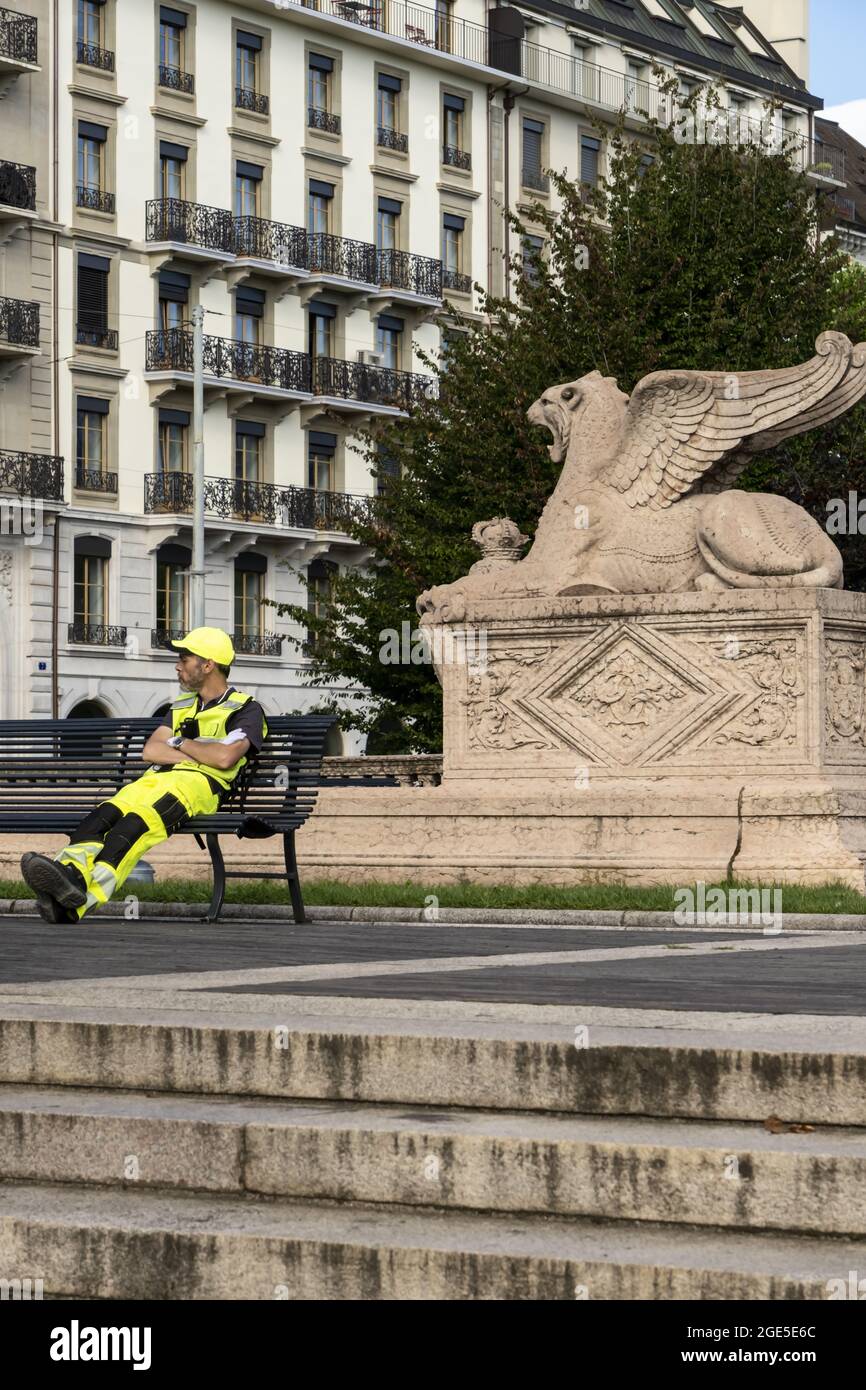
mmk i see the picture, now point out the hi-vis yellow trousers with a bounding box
[54,769,220,920]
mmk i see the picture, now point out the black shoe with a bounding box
[21,852,87,912]
[34,897,79,925]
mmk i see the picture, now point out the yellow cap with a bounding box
[170,627,235,665]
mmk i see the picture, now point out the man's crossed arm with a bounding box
[142,724,251,772]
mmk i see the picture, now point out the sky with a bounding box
[810,0,866,140]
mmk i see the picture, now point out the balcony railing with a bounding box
[234,214,306,267]
[146,327,312,393]
[152,627,187,649]
[0,159,35,210]
[0,6,37,64]
[236,85,269,115]
[68,622,127,647]
[308,106,341,134]
[312,355,431,410]
[76,184,115,214]
[75,467,118,493]
[376,248,442,298]
[306,230,378,284]
[159,63,194,94]
[377,126,408,153]
[807,141,846,183]
[0,448,63,501]
[522,168,549,193]
[443,145,470,171]
[146,198,234,254]
[0,295,39,348]
[76,40,114,71]
[76,325,118,350]
[443,268,472,294]
[830,193,857,222]
[233,632,283,657]
[144,470,370,533]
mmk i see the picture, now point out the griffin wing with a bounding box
[599,332,864,510]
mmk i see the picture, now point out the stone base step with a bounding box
[1,1180,864,1300]
[2,1015,866,1123]
[1,1086,864,1236]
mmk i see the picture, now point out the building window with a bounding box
[376,313,403,370]
[308,299,336,360]
[377,73,402,142]
[376,196,400,251]
[376,445,399,495]
[235,29,262,101]
[435,0,453,52]
[234,286,264,346]
[76,252,114,349]
[155,542,190,636]
[306,557,337,650]
[73,537,110,628]
[522,117,546,191]
[235,159,263,219]
[442,92,468,166]
[521,234,544,286]
[159,5,190,87]
[308,178,333,235]
[159,140,187,200]
[308,430,336,492]
[76,120,112,211]
[75,396,109,487]
[308,52,335,126]
[235,420,264,484]
[580,135,601,188]
[158,408,189,474]
[442,212,464,275]
[625,60,648,111]
[158,269,189,333]
[234,552,266,638]
[78,0,103,47]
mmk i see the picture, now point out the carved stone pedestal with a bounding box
[296,589,866,889]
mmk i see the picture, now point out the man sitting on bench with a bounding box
[20,627,266,923]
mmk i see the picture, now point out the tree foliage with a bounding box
[272,101,865,751]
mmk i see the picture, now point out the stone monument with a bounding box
[300,334,866,889]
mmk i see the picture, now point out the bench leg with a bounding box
[283,831,307,925]
[205,833,226,923]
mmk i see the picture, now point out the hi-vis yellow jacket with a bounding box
[169,689,267,792]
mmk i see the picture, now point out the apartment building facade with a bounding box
[0,0,839,738]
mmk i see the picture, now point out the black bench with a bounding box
[0,715,336,923]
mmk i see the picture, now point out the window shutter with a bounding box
[236,419,266,438]
[159,140,189,162]
[76,395,110,415]
[159,408,190,426]
[236,160,264,181]
[523,118,543,175]
[377,196,402,216]
[236,29,262,50]
[443,93,465,112]
[309,430,337,453]
[309,52,333,72]
[235,550,267,574]
[158,269,190,303]
[157,542,192,566]
[580,135,600,185]
[378,73,402,92]
[309,178,334,199]
[78,257,109,333]
[74,535,112,559]
[160,6,188,26]
[377,313,404,333]
[78,120,108,142]
[443,212,465,230]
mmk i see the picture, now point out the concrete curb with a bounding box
[1,897,865,930]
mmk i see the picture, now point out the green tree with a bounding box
[272,103,863,751]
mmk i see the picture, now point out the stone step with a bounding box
[1,1013,865,1124]
[1,1180,864,1300]
[1,1085,864,1236]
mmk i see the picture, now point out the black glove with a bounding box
[179,717,200,739]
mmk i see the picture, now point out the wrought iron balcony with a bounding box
[146,198,234,255]
[0,159,35,210]
[377,126,408,154]
[0,448,63,501]
[233,632,283,657]
[159,63,194,94]
[522,167,549,193]
[76,40,114,72]
[75,467,118,493]
[146,328,312,394]
[443,145,470,171]
[236,85,269,115]
[151,626,187,649]
[76,184,115,214]
[0,295,39,349]
[144,470,369,534]
[75,325,118,351]
[0,6,37,65]
[311,355,431,411]
[306,230,377,285]
[68,622,127,647]
[308,106,341,135]
[443,268,472,294]
[376,248,442,298]
[234,215,306,268]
